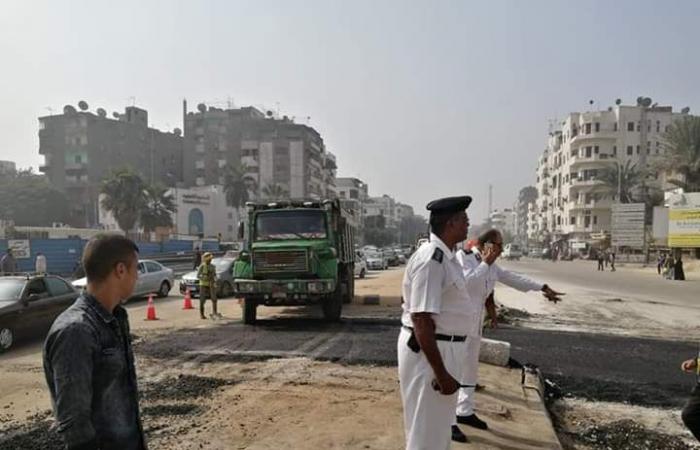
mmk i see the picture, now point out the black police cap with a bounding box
[425,196,472,214]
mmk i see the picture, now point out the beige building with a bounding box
[532,101,691,246]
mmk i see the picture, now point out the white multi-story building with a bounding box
[532,101,691,246]
[489,208,517,237]
[364,195,398,229]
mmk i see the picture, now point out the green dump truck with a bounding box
[232,199,355,324]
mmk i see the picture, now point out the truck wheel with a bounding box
[342,268,354,304]
[243,297,257,325]
[323,289,343,322]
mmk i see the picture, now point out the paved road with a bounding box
[501,258,698,307]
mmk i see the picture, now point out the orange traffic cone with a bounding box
[145,294,158,320]
[183,289,194,310]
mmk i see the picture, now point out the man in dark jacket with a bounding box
[43,234,146,450]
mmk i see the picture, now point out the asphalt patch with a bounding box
[0,411,61,450]
[574,419,695,450]
[141,374,236,401]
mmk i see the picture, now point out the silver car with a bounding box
[72,259,175,298]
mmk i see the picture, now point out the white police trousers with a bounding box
[456,333,481,416]
[398,327,467,450]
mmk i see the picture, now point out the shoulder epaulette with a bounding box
[432,247,444,263]
[462,249,473,255]
[475,253,482,262]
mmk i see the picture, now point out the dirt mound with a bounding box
[142,403,201,418]
[141,374,236,401]
[577,419,696,450]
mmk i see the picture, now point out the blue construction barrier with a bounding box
[0,238,220,277]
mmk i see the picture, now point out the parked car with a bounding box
[179,257,236,297]
[365,250,388,270]
[383,248,400,266]
[502,243,522,260]
[0,274,79,353]
[72,259,174,298]
[354,251,368,279]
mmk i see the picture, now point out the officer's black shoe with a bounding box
[456,413,488,430]
[451,425,469,443]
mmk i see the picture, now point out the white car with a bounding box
[72,259,175,298]
[365,250,388,270]
[502,243,522,260]
[354,251,368,279]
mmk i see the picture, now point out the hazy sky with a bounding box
[2,0,699,223]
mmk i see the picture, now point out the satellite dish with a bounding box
[642,97,652,107]
[96,108,106,117]
[63,105,77,115]
[197,103,206,113]
[77,100,89,111]
[682,107,690,114]
[266,110,274,117]
[112,112,120,119]
[615,98,622,105]
[636,96,644,106]
[173,128,182,136]
[589,100,594,105]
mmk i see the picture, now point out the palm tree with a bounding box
[261,183,289,200]
[100,167,147,235]
[598,160,644,203]
[659,116,700,192]
[222,162,250,210]
[140,184,177,235]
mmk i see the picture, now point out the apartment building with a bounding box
[516,186,537,244]
[39,103,185,227]
[532,101,689,246]
[183,102,336,200]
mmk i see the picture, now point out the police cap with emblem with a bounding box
[426,196,472,214]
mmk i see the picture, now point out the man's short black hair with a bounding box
[430,211,462,235]
[82,234,139,283]
[477,228,502,245]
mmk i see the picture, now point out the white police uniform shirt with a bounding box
[398,233,477,450]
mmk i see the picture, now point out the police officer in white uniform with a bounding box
[398,196,483,450]
[454,228,564,432]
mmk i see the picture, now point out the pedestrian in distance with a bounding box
[35,252,47,274]
[681,355,700,441]
[674,255,686,281]
[398,195,492,449]
[664,256,675,280]
[193,247,202,270]
[453,229,564,439]
[43,234,147,450]
[197,252,221,319]
[0,248,18,274]
[657,253,665,275]
[610,251,616,272]
[597,250,604,271]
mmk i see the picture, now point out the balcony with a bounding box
[39,164,50,173]
[571,131,617,144]
[568,200,612,211]
[241,156,258,168]
[569,153,617,168]
[570,178,604,189]
[65,162,88,171]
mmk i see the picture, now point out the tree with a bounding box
[0,169,71,226]
[222,162,249,209]
[399,215,428,245]
[261,183,289,200]
[659,116,700,192]
[140,184,177,234]
[100,167,147,234]
[598,160,645,203]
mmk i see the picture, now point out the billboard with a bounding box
[668,193,700,248]
[611,203,646,248]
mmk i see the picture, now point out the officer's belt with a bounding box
[402,326,466,342]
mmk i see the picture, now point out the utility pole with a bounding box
[487,184,493,224]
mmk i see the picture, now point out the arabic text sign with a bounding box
[611,203,645,248]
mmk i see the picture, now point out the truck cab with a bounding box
[232,199,355,324]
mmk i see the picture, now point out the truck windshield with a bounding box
[255,210,327,240]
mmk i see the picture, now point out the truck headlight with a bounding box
[307,281,323,293]
[236,282,256,293]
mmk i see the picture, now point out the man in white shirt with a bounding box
[454,229,564,432]
[398,196,498,449]
[35,252,47,274]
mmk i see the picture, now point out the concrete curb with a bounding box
[521,365,564,450]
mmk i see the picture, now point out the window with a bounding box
[570,217,576,225]
[614,122,618,131]
[228,224,233,232]
[584,216,591,228]
[612,146,617,155]
[637,122,641,131]
[636,145,640,154]
[595,122,600,132]
[656,141,660,154]
[145,261,162,273]
[656,121,661,132]
[594,145,599,154]
[585,146,592,157]
[628,122,635,131]
[25,279,49,299]
[585,123,591,134]
[75,155,82,164]
[593,216,598,225]
[46,277,74,296]
[627,146,633,155]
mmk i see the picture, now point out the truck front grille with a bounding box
[253,250,308,274]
